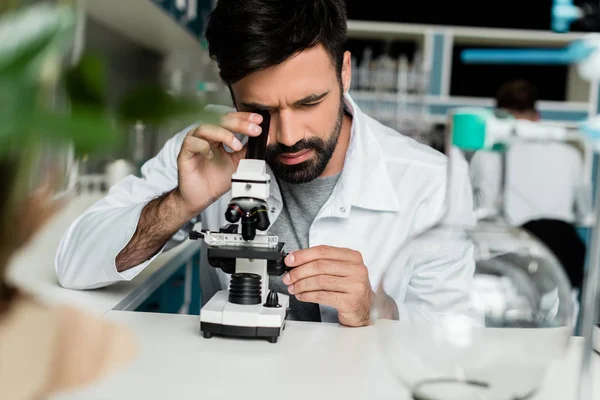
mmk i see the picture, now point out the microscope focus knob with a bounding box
[264,290,281,308]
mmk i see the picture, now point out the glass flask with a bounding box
[371,114,575,400]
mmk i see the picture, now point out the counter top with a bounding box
[51,311,599,400]
[6,194,200,315]
[5,194,600,400]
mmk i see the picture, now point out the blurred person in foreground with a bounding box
[0,170,135,400]
[56,0,476,326]
[470,79,588,291]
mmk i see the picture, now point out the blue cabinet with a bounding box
[136,250,202,315]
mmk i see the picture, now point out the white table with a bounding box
[6,194,600,400]
[50,311,598,400]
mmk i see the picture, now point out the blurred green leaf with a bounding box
[0,29,55,76]
[0,76,37,153]
[117,85,220,127]
[29,106,122,157]
[0,4,75,77]
[0,3,223,182]
[65,53,107,108]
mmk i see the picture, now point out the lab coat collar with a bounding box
[267,93,401,216]
[334,93,401,214]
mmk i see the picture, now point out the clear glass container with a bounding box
[371,145,574,400]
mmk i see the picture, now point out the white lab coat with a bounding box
[56,94,477,323]
[469,142,590,226]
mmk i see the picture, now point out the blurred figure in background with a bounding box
[469,80,588,291]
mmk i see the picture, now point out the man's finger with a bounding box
[220,113,264,137]
[285,245,361,267]
[282,259,352,284]
[181,135,213,161]
[188,124,243,152]
[288,275,352,295]
[295,291,348,309]
[225,111,263,125]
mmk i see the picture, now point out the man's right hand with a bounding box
[175,111,265,217]
[115,111,265,272]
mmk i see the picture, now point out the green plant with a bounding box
[0,1,217,307]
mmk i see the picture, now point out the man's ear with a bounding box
[341,51,352,93]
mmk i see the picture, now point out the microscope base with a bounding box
[200,322,284,343]
[200,290,289,343]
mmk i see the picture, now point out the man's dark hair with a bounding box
[205,0,348,85]
[495,79,538,112]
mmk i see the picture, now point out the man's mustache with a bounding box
[266,138,326,156]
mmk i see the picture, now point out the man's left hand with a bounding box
[282,245,373,327]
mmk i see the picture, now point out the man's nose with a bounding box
[274,110,301,147]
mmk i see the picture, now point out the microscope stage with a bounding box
[207,242,285,261]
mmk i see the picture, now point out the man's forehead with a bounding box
[231,45,337,107]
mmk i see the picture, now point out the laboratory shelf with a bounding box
[86,0,209,60]
[351,90,589,124]
[347,19,596,125]
[347,20,428,41]
[348,20,584,45]
[351,92,588,110]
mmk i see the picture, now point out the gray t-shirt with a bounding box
[268,173,341,322]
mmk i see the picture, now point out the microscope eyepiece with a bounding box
[245,109,270,160]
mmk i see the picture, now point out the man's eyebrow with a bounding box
[240,91,330,111]
[294,91,330,105]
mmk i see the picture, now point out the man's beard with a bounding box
[265,99,345,185]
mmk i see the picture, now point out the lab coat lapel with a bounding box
[310,94,402,251]
[322,93,401,219]
[308,95,402,323]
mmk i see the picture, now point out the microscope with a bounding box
[189,110,289,343]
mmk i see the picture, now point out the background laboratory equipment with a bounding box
[349,42,432,146]
[370,110,576,400]
[455,4,600,398]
